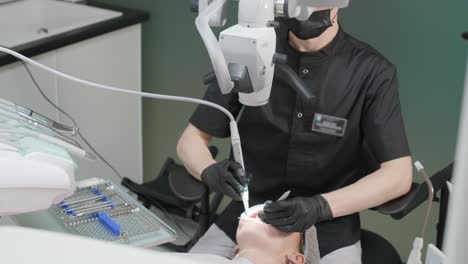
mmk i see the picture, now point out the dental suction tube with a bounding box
[0,47,246,171]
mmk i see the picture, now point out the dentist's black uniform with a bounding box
[189,10,410,258]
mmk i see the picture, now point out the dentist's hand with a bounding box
[259,195,334,232]
[201,160,250,201]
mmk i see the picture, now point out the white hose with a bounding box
[0,47,245,168]
[0,47,236,123]
[407,237,423,264]
[195,0,234,94]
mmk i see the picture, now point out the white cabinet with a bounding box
[0,52,58,120]
[0,25,143,184]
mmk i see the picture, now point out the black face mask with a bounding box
[285,9,333,40]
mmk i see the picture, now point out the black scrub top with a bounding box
[189,26,410,257]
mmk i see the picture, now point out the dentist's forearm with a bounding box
[322,156,413,218]
[177,124,216,181]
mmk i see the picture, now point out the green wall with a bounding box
[99,0,468,259]
[98,0,237,174]
[340,1,468,258]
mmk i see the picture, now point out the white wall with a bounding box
[0,25,143,184]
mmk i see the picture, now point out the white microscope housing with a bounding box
[196,0,349,106]
[220,0,277,106]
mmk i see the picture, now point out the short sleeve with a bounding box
[361,65,411,163]
[190,83,243,138]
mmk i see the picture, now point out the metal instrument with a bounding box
[50,179,176,245]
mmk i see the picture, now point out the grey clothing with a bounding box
[189,224,238,258]
[320,242,362,264]
[160,253,252,264]
[305,225,321,263]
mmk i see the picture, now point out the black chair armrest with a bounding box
[169,146,218,202]
[377,163,453,219]
[169,165,206,202]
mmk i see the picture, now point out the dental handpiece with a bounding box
[241,186,250,216]
[230,122,249,214]
[233,167,249,216]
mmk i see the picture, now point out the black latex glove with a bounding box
[201,160,249,201]
[259,195,333,232]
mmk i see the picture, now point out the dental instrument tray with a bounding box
[15,178,177,248]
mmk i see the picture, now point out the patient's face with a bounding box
[236,208,301,254]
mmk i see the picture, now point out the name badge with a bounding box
[312,113,347,137]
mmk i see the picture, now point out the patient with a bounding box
[234,208,305,264]
[160,207,311,264]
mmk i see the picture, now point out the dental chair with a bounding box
[123,148,453,263]
[357,140,453,264]
[361,146,453,264]
[361,162,453,264]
